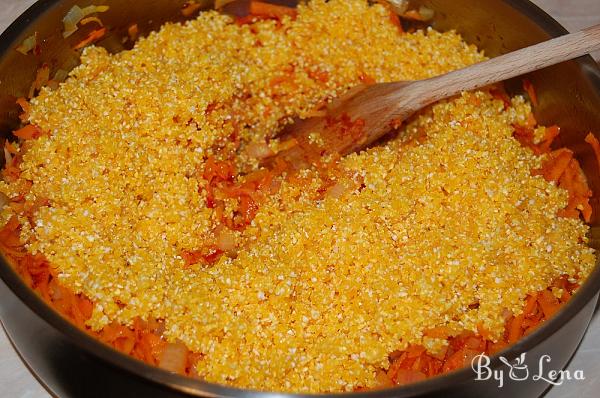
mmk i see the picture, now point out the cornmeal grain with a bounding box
[0,0,595,393]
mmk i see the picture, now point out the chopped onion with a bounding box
[53,69,69,83]
[148,318,166,335]
[3,146,12,167]
[276,138,298,152]
[81,5,110,15]
[159,342,188,374]
[394,369,427,386]
[127,24,139,42]
[16,34,37,55]
[80,16,104,27]
[375,369,394,388]
[245,141,274,159]
[418,6,435,21]
[63,6,84,38]
[0,191,9,209]
[382,0,409,15]
[47,69,70,91]
[62,5,109,38]
[326,182,346,199]
[502,308,512,321]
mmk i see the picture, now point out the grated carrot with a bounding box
[514,114,593,222]
[556,158,593,222]
[534,148,573,182]
[423,326,455,339]
[73,27,107,50]
[127,23,139,42]
[523,79,538,107]
[13,124,42,140]
[16,97,31,122]
[181,245,224,268]
[523,294,538,317]
[537,125,560,153]
[585,132,600,173]
[384,275,577,386]
[28,64,50,99]
[307,69,330,83]
[538,290,560,318]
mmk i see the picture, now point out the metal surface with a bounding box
[1,1,600,397]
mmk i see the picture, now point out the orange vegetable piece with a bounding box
[80,16,104,27]
[393,369,426,385]
[538,290,561,318]
[380,3,404,33]
[423,326,454,339]
[73,27,107,50]
[476,322,492,341]
[389,11,403,31]
[308,69,329,84]
[507,314,524,344]
[523,79,538,107]
[522,294,538,317]
[442,348,480,373]
[203,156,235,183]
[128,23,139,42]
[401,10,426,21]
[13,124,42,140]
[525,112,537,129]
[16,97,31,122]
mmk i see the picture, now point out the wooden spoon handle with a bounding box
[420,24,600,103]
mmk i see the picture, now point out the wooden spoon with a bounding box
[268,24,600,169]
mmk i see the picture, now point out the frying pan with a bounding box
[1,1,600,397]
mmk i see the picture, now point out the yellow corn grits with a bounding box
[0,0,595,393]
